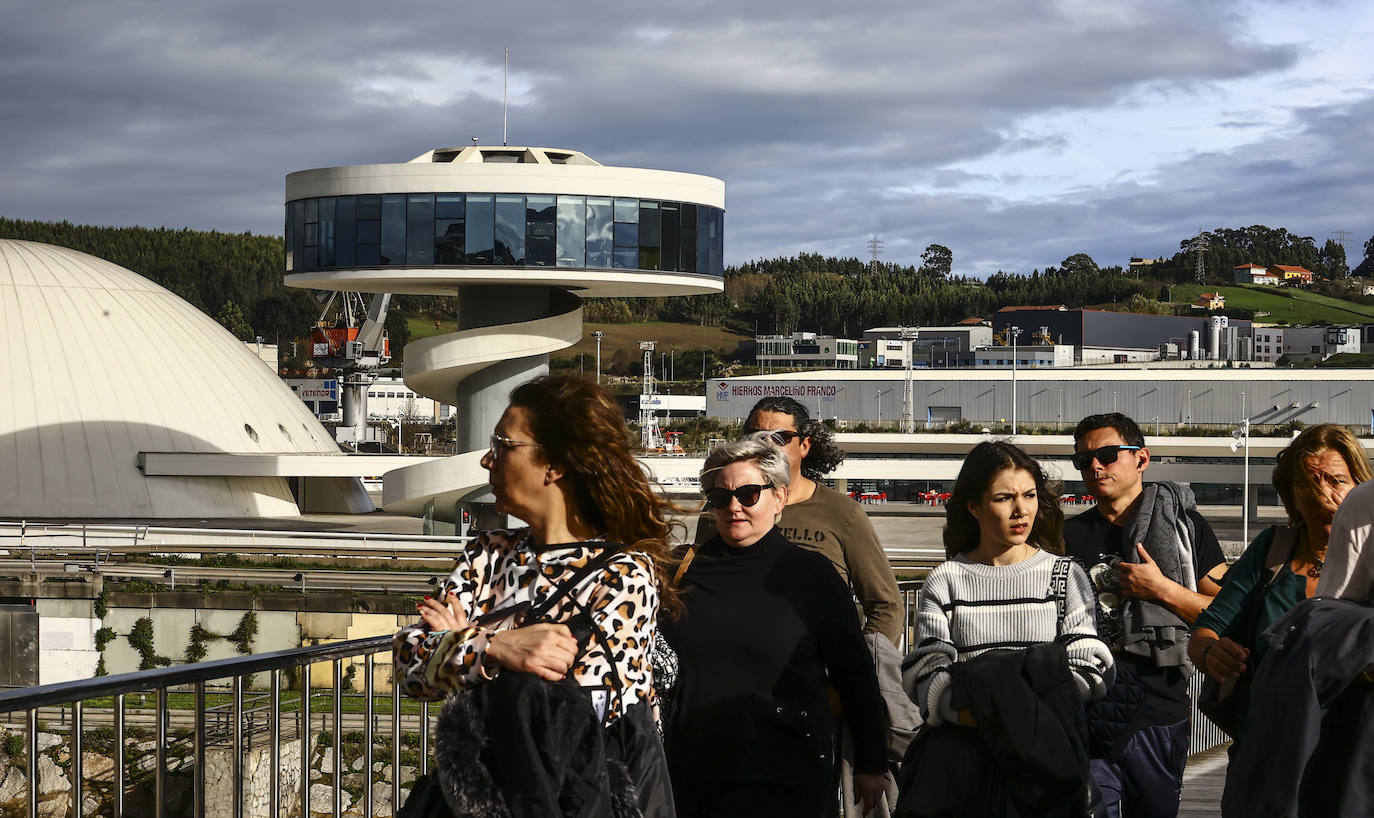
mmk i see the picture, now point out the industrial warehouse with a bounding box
[708,367,1374,432]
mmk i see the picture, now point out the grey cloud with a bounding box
[0,0,1346,283]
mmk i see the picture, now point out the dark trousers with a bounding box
[1091,718,1190,818]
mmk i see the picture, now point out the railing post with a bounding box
[114,693,126,818]
[270,669,281,818]
[301,664,312,818]
[391,674,401,806]
[363,656,374,818]
[420,701,430,775]
[155,687,168,818]
[332,659,343,818]
[194,682,206,817]
[233,676,244,818]
[27,708,38,817]
[72,700,84,817]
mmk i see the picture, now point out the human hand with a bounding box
[416,590,470,632]
[1204,637,1249,683]
[852,772,887,814]
[484,623,579,682]
[1119,544,1172,600]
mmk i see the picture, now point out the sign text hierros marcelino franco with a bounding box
[726,384,839,398]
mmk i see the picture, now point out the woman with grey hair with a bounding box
[662,434,889,818]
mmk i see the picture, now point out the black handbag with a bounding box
[422,547,674,818]
[397,774,456,818]
[1197,526,1296,736]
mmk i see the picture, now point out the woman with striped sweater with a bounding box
[904,439,1114,729]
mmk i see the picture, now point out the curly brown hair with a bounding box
[943,440,1065,559]
[509,375,683,616]
[745,396,846,479]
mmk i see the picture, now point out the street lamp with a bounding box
[1230,391,1251,545]
[1009,326,1023,435]
[899,326,917,433]
[876,387,894,428]
[592,331,604,384]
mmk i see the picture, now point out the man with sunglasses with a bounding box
[696,397,902,645]
[1063,413,1226,818]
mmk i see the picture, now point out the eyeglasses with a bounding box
[1071,445,1142,470]
[704,484,774,509]
[489,434,543,459]
[743,428,806,446]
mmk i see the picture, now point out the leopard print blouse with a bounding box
[393,528,659,724]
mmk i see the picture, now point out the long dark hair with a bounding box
[746,396,845,479]
[943,440,1065,559]
[509,375,681,615]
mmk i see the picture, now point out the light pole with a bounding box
[1009,326,1023,435]
[1231,391,1251,545]
[876,387,894,428]
[592,331,604,384]
[900,326,917,433]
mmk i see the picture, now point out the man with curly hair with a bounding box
[695,396,902,644]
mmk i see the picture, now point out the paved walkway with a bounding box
[1179,744,1231,817]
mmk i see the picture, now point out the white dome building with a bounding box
[0,239,364,518]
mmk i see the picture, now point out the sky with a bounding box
[2,0,1372,276]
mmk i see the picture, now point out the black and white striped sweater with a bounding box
[902,548,1115,726]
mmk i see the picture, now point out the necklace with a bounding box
[1300,531,1324,579]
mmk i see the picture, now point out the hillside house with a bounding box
[1194,292,1226,311]
[1271,264,1313,286]
[1233,263,1282,286]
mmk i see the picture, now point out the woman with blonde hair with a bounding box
[1189,422,1371,742]
[663,433,888,818]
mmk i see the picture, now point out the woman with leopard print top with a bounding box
[392,375,683,816]
[394,526,659,723]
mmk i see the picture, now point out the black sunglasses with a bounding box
[1071,445,1142,470]
[743,428,806,446]
[705,484,775,509]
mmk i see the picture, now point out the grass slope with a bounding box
[1171,284,1374,324]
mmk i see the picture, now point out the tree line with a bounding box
[4,218,1370,346]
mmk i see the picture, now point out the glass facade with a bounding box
[286,193,724,278]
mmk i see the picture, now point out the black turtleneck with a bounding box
[662,527,887,815]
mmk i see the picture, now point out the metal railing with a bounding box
[0,635,435,817]
[0,520,472,565]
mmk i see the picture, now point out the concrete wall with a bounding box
[31,590,414,689]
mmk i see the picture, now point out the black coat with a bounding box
[896,640,1101,818]
[662,529,887,818]
[1222,598,1374,818]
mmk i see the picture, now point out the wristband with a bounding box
[1199,642,1214,672]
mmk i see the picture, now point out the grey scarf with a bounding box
[1118,481,1198,671]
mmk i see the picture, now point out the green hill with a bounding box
[1170,284,1374,325]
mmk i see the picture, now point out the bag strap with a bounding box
[1050,556,1073,636]
[527,546,624,622]
[672,545,699,587]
